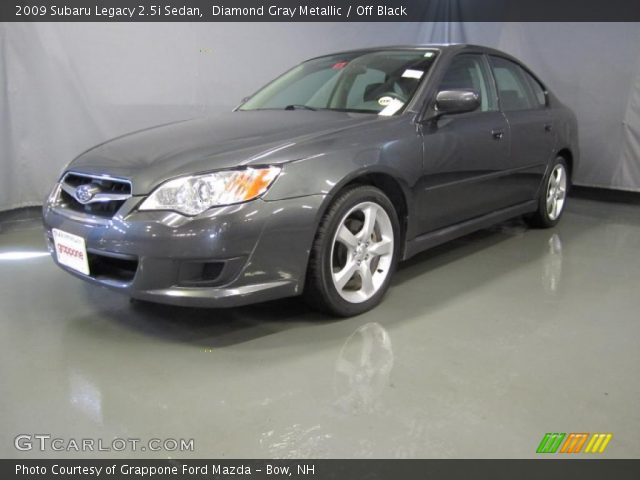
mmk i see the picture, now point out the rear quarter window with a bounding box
[490,56,541,111]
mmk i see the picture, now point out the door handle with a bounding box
[544,124,553,132]
[491,130,504,140]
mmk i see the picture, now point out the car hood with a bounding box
[68,110,381,195]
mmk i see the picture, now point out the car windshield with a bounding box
[240,49,439,115]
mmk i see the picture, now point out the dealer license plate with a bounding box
[52,228,90,275]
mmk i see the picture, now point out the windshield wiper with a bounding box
[284,104,317,111]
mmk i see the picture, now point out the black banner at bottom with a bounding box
[3,459,640,479]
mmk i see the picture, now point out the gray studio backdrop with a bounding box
[1,22,639,211]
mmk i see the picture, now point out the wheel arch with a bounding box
[314,168,412,256]
[556,148,574,181]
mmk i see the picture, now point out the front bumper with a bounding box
[43,195,325,307]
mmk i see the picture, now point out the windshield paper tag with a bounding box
[402,69,424,79]
[379,98,405,116]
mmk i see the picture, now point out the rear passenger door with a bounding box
[489,56,555,204]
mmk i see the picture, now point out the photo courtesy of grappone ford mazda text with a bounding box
[43,44,578,316]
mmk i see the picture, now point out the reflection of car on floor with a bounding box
[43,44,578,316]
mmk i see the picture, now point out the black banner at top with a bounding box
[2,0,640,22]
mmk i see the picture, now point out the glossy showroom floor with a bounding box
[1,194,639,459]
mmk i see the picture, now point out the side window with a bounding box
[490,56,538,111]
[522,69,547,107]
[438,54,497,112]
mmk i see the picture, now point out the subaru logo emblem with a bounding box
[74,184,100,204]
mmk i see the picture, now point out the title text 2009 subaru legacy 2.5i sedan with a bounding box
[43,44,578,316]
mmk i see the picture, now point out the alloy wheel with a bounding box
[546,164,567,221]
[330,201,394,303]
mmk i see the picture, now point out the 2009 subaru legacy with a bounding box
[43,44,578,316]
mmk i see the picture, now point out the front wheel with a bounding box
[304,186,400,317]
[526,157,569,228]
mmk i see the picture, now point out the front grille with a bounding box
[58,172,132,218]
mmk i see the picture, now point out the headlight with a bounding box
[139,166,281,216]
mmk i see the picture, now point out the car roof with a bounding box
[306,44,512,61]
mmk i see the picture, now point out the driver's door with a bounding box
[416,53,512,234]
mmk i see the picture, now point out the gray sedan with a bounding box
[43,44,578,316]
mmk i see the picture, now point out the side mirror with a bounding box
[435,89,480,115]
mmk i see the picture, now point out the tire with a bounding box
[525,157,570,228]
[304,185,400,317]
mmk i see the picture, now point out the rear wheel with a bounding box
[304,186,400,317]
[526,157,569,228]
